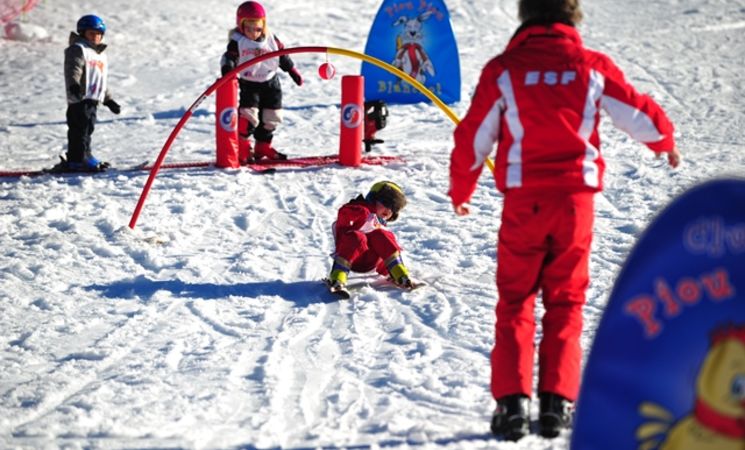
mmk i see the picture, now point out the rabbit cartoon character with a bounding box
[392,11,435,84]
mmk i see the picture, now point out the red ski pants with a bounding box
[491,190,594,401]
[335,228,401,274]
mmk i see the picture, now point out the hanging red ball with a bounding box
[318,62,336,80]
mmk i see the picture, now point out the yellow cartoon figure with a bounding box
[637,325,745,449]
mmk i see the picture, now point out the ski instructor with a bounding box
[448,0,681,441]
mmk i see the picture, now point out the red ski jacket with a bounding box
[449,23,676,206]
[334,196,377,238]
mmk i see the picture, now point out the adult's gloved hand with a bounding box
[289,67,303,86]
[103,99,121,115]
[69,83,82,97]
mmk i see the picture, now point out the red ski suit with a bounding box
[333,196,401,274]
[449,23,676,401]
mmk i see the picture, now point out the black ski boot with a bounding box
[490,394,530,441]
[539,392,574,438]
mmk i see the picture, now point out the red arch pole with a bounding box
[128,47,326,230]
[127,46,459,230]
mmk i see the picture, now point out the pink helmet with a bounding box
[236,1,266,28]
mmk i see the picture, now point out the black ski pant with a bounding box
[239,76,282,143]
[66,99,98,163]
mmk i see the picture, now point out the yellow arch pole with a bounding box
[130,45,494,229]
[327,47,495,172]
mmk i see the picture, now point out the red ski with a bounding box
[1,154,403,178]
[249,154,403,169]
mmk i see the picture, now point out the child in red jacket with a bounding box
[326,181,412,291]
[448,0,681,442]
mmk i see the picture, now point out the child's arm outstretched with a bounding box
[274,35,303,86]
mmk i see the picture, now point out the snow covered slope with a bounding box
[1,0,743,448]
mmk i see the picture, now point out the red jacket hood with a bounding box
[505,22,583,52]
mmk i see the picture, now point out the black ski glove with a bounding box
[69,83,82,97]
[103,99,121,115]
[289,67,303,86]
[221,62,235,76]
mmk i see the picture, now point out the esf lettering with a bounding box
[525,70,576,86]
[624,267,735,338]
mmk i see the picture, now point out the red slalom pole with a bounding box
[339,75,364,167]
[215,77,240,168]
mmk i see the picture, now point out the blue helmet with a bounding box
[77,15,106,34]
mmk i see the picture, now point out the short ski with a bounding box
[0,161,146,178]
[0,153,402,178]
[361,277,427,291]
[397,280,427,291]
[323,279,351,300]
[144,161,276,175]
[0,160,274,178]
[246,154,403,169]
[322,277,426,300]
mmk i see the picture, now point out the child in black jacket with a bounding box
[62,14,121,171]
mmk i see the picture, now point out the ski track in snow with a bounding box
[2,0,745,449]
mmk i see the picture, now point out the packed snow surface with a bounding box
[1,0,744,448]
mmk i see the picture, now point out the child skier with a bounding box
[326,181,414,294]
[61,14,121,172]
[220,1,303,163]
[448,0,681,442]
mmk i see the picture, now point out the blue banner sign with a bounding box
[571,178,745,449]
[361,0,460,104]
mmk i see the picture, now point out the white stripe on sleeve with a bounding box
[497,71,524,188]
[578,70,605,188]
[470,91,505,171]
[601,95,665,144]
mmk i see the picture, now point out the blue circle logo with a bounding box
[219,107,237,132]
[341,104,363,129]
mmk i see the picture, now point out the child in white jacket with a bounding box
[220,1,303,163]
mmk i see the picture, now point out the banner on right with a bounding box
[571,178,745,450]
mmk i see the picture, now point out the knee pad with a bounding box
[261,109,283,131]
[239,107,260,129]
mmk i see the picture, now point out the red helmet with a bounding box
[236,1,266,28]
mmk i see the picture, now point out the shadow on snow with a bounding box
[8,103,338,128]
[8,108,213,128]
[225,432,494,450]
[88,274,338,305]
